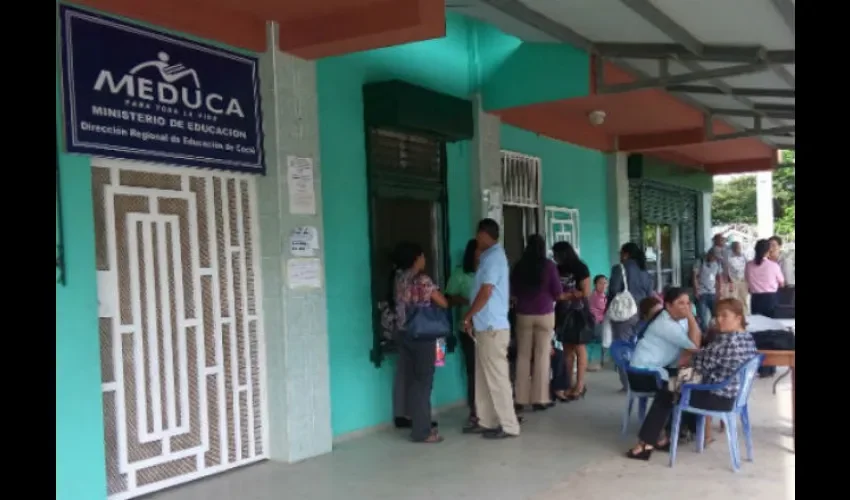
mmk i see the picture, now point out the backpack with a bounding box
[607,263,637,322]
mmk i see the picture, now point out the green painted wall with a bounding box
[317,15,478,437]
[483,43,590,111]
[56,80,107,500]
[500,125,611,277]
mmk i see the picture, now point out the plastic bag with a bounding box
[601,317,613,348]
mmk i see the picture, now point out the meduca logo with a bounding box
[92,51,246,118]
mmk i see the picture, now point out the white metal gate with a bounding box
[92,159,267,499]
[545,206,581,255]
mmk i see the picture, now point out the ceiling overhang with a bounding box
[67,0,446,58]
[459,0,794,174]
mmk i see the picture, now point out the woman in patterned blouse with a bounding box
[389,241,450,444]
[626,298,757,461]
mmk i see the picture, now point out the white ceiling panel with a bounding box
[520,0,672,43]
[617,58,662,78]
[716,69,788,89]
[649,0,794,49]
[721,115,757,130]
[783,64,795,76]
[685,93,753,111]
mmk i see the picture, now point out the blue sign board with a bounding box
[59,5,265,174]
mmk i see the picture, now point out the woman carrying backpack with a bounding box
[606,242,655,391]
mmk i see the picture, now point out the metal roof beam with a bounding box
[595,43,795,64]
[619,0,703,55]
[769,0,795,37]
[753,103,795,113]
[712,125,794,142]
[710,107,794,120]
[667,85,795,99]
[599,62,768,94]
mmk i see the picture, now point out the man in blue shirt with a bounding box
[462,218,518,438]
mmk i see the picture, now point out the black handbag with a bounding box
[404,305,451,340]
[751,329,795,351]
[555,300,596,344]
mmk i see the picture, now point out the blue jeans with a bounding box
[696,293,716,330]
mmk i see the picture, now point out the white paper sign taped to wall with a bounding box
[289,226,319,257]
[287,258,322,289]
[287,156,316,215]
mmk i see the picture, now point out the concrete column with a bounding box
[256,22,332,463]
[756,171,774,238]
[470,94,503,229]
[606,152,630,265]
[699,192,713,251]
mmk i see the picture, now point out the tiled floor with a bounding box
[145,369,795,500]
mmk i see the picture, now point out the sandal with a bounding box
[625,443,653,461]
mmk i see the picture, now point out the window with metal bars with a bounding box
[367,127,449,366]
[501,151,542,265]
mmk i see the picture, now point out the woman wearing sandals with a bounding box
[626,297,756,460]
[389,242,450,443]
[552,241,593,402]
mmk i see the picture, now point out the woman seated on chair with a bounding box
[626,298,757,460]
[629,287,702,386]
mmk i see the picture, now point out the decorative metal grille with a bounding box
[92,160,267,499]
[545,206,581,254]
[501,150,541,207]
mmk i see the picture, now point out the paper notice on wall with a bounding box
[287,258,323,289]
[289,226,319,257]
[287,156,316,215]
[483,188,502,224]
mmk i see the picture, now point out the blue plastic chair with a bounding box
[609,340,664,437]
[669,354,765,471]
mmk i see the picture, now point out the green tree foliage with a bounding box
[711,150,795,237]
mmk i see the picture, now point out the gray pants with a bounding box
[611,314,639,389]
[394,337,436,441]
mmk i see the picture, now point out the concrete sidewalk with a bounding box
[147,369,794,500]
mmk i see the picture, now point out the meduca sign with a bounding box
[59,5,265,174]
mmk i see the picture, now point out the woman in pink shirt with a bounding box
[745,239,785,318]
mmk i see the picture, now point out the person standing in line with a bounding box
[747,239,785,378]
[768,235,795,287]
[511,234,562,412]
[747,239,785,317]
[607,242,655,391]
[692,250,722,331]
[708,233,732,287]
[445,239,480,429]
[462,218,519,439]
[724,241,750,313]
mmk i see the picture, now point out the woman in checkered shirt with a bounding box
[626,298,757,461]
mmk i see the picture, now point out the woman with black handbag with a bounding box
[552,241,593,402]
[389,242,450,443]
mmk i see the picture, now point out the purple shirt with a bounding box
[512,260,563,315]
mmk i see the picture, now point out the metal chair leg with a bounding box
[772,367,791,395]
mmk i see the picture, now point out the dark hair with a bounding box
[714,298,748,329]
[754,239,770,265]
[552,241,581,271]
[620,242,647,271]
[477,218,500,241]
[768,235,783,246]
[639,296,661,320]
[512,234,548,291]
[662,286,688,305]
[462,239,477,274]
[386,241,424,308]
[636,296,664,340]
[593,274,606,285]
[705,249,716,262]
